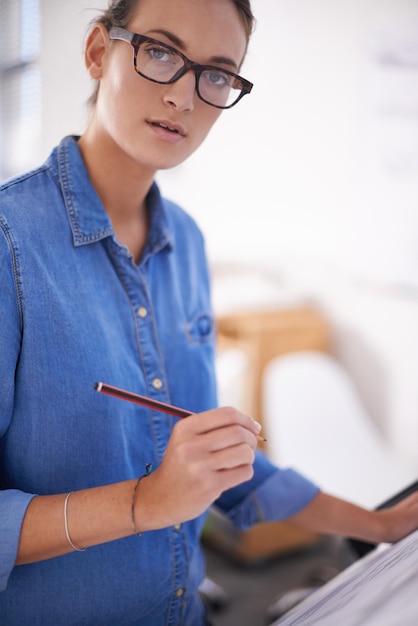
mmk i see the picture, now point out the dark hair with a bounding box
[87,0,255,107]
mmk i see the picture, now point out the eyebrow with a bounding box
[146,28,239,70]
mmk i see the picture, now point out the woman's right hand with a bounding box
[134,406,262,530]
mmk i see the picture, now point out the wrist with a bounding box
[369,510,392,544]
[131,464,153,536]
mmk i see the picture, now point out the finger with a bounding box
[215,464,255,492]
[210,442,256,471]
[202,423,259,452]
[187,406,262,437]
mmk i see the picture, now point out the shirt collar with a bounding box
[55,135,173,254]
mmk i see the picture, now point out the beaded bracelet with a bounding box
[131,463,153,536]
[64,492,86,552]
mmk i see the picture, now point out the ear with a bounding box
[84,23,109,80]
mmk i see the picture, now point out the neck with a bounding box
[78,127,156,262]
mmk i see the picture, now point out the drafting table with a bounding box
[273,480,418,626]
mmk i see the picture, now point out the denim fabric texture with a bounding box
[0,137,319,625]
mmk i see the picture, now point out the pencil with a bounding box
[95,381,192,418]
[94,381,267,441]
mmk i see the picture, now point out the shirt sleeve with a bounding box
[215,449,320,530]
[0,491,36,591]
[0,218,36,591]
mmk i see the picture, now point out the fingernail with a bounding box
[253,421,262,432]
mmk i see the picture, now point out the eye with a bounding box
[145,45,177,65]
[204,70,230,87]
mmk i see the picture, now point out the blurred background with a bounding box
[1,0,418,502]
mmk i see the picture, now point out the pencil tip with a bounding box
[94,382,102,391]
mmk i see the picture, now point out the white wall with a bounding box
[38,0,418,471]
[39,0,104,161]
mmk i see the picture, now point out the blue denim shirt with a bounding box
[0,136,319,625]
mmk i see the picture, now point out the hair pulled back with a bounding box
[94,0,255,39]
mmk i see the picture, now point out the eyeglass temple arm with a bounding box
[108,26,134,44]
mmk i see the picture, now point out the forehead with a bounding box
[128,0,248,67]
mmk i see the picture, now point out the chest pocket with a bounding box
[184,311,214,344]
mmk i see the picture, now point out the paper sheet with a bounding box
[275,530,418,626]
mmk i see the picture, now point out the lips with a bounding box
[153,122,178,134]
[147,119,186,137]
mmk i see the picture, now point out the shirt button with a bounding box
[138,306,147,318]
[152,378,163,390]
[174,524,181,531]
[176,588,184,598]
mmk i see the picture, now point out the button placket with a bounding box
[167,524,189,626]
[109,255,170,458]
[135,299,165,395]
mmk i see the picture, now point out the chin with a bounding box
[150,150,194,171]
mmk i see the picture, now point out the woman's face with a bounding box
[89,0,248,173]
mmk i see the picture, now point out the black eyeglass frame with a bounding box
[108,26,253,109]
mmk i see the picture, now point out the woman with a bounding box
[1,0,418,623]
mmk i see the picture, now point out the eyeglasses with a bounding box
[108,26,253,109]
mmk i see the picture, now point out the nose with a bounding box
[163,71,196,112]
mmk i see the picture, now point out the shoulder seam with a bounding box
[0,164,49,192]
